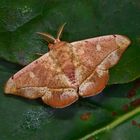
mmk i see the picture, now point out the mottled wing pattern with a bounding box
[5,43,78,108]
[71,35,130,97]
[5,35,130,108]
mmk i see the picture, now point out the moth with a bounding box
[4,24,131,108]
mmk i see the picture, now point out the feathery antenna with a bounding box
[56,23,66,40]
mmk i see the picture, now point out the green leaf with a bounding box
[0,1,140,140]
[0,60,140,140]
[0,0,140,84]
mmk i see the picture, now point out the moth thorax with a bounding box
[48,41,68,50]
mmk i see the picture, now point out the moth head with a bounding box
[37,23,66,49]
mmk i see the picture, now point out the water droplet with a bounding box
[20,107,55,130]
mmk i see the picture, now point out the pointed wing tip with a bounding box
[115,35,131,49]
[4,78,17,94]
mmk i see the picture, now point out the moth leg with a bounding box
[35,53,43,56]
[42,88,78,108]
[79,68,109,97]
